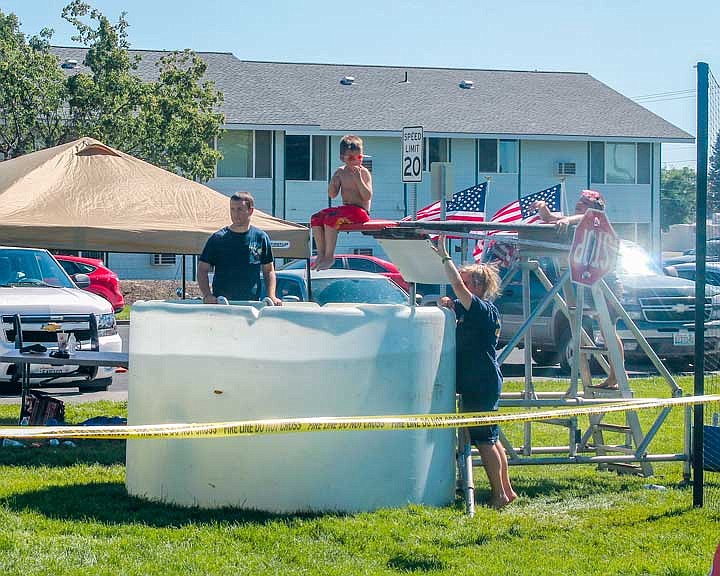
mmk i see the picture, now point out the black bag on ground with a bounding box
[20,391,65,425]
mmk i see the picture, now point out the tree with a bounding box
[61,0,223,180]
[660,167,696,230]
[0,11,67,159]
[1,2,223,180]
[709,131,720,213]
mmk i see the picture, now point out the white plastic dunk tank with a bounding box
[125,301,456,513]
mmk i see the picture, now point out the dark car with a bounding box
[664,238,720,266]
[54,254,125,312]
[665,261,720,286]
[266,269,410,305]
[282,254,409,290]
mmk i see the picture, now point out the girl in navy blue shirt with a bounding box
[437,236,517,509]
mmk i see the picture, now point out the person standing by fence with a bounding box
[436,235,517,509]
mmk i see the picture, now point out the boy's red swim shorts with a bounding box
[310,205,370,229]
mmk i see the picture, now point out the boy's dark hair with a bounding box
[340,135,363,156]
[230,191,255,210]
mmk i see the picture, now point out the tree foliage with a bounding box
[0,11,66,158]
[0,1,223,180]
[660,167,696,230]
[709,131,720,213]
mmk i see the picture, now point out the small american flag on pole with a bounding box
[473,184,562,262]
[403,182,487,223]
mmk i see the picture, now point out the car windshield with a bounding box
[0,249,74,288]
[311,277,408,305]
[616,242,662,276]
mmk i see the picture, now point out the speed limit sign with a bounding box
[402,126,423,182]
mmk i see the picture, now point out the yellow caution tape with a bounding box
[1,395,718,441]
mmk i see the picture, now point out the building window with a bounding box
[216,130,273,178]
[612,223,651,250]
[152,254,177,266]
[590,142,651,185]
[285,135,328,181]
[477,139,518,173]
[353,248,373,256]
[424,137,449,171]
[478,139,497,172]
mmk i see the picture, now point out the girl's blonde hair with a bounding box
[458,263,501,301]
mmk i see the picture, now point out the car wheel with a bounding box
[78,377,112,393]
[0,380,22,396]
[532,349,558,367]
[559,322,602,375]
[558,326,573,374]
[665,358,692,374]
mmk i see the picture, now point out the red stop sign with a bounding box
[569,209,619,286]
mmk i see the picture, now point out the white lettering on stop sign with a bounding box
[569,210,619,286]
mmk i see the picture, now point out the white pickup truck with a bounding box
[0,247,122,393]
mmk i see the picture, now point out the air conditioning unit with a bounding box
[556,162,577,176]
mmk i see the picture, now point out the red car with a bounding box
[54,254,125,312]
[282,254,409,291]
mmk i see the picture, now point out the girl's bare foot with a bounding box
[489,494,511,510]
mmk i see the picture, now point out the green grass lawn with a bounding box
[115,305,130,321]
[0,379,718,575]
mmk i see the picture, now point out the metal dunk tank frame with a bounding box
[356,218,692,481]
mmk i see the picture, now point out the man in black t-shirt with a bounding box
[198,192,282,305]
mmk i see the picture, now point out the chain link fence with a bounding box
[695,62,720,507]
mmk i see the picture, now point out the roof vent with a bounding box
[340,76,355,86]
[61,59,78,69]
[459,79,474,89]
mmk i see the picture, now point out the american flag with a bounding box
[403,182,487,223]
[473,184,562,262]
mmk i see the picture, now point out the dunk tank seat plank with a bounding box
[378,238,448,285]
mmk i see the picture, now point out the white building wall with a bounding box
[520,140,586,213]
[205,178,273,214]
[451,139,477,192]
[651,143,662,257]
[110,133,665,277]
[107,253,196,281]
[274,130,285,218]
[482,173,518,219]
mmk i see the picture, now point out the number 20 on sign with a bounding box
[402,126,423,183]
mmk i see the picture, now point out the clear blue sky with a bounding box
[2,0,718,167]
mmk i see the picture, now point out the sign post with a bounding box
[402,126,423,218]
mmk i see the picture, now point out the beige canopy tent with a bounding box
[0,138,309,258]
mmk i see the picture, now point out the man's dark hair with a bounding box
[230,191,255,210]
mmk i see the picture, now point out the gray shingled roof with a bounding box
[52,47,692,141]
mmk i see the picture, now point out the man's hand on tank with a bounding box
[203,295,218,304]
